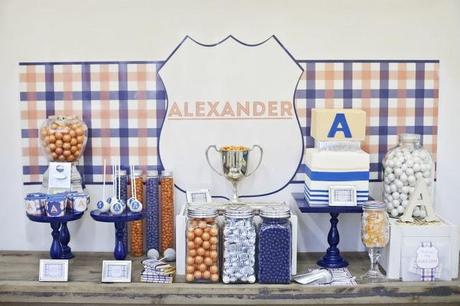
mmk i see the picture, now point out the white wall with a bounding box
[1,0,459,252]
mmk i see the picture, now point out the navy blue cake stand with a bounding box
[27,211,84,259]
[90,210,144,260]
[292,192,364,268]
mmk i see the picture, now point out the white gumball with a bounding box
[397,205,405,214]
[406,168,414,176]
[390,183,397,192]
[386,202,394,210]
[406,159,414,167]
[384,184,391,193]
[395,179,403,188]
[423,170,431,178]
[392,192,400,200]
[401,164,407,171]
[402,186,410,194]
[385,167,393,174]
[391,208,399,218]
[408,175,416,186]
[394,168,402,176]
[387,160,395,168]
[415,172,423,179]
[413,163,421,172]
[400,173,408,183]
[388,173,395,181]
[401,200,409,207]
[393,199,400,208]
[400,193,408,201]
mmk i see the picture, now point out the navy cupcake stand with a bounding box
[26,211,84,259]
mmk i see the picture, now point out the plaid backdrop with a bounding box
[19,60,438,184]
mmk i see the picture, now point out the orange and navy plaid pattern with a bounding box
[20,60,438,184]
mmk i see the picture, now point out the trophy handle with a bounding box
[245,145,263,177]
[205,145,224,176]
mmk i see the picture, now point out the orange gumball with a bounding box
[199,263,207,272]
[210,265,218,274]
[186,265,194,273]
[202,232,210,241]
[195,256,203,264]
[193,271,202,279]
[211,274,219,282]
[189,249,197,257]
[197,248,205,256]
[202,241,210,250]
[186,256,194,265]
[203,271,211,279]
[186,274,194,282]
[194,228,203,236]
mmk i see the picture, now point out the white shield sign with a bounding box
[158,35,303,199]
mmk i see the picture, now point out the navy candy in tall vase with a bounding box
[116,169,129,250]
[257,205,292,284]
[145,170,160,251]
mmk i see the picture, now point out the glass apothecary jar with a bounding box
[130,170,144,257]
[258,205,291,284]
[222,205,256,284]
[160,170,174,253]
[382,134,434,218]
[185,206,219,283]
[361,201,389,280]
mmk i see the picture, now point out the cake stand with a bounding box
[90,210,144,260]
[26,211,84,259]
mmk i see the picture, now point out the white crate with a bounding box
[175,204,298,276]
[381,217,458,281]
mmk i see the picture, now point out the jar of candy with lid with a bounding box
[130,169,144,257]
[382,134,434,218]
[160,170,174,253]
[145,170,160,251]
[361,201,389,280]
[222,205,256,284]
[185,206,219,283]
[258,204,291,284]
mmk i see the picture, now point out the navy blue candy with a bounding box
[257,217,291,284]
[145,175,160,250]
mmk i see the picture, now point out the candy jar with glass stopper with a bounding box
[360,201,389,281]
[39,115,88,193]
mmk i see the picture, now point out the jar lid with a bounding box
[363,200,385,210]
[187,206,218,218]
[161,170,173,177]
[132,169,143,177]
[224,204,253,219]
[399,133,420,143]
[260,204,291,218]
[47,194,67,201]
[147,170,159,177]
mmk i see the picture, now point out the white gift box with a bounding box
[175,204,298,277]
[381,217,459,281]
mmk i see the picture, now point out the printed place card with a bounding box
[101,260,132,283]
[39,259,68,282]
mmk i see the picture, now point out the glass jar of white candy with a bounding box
[382,134,434,218]
[222,205,256,284]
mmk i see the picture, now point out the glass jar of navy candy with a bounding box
[222,205,256,284]
[382,134,434,218]
[257,205,291,284]
[186,206,220,283]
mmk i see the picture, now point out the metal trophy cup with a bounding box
[206,145,263,202]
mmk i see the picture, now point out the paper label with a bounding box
[48,162,71,190]
[416,245,439,269]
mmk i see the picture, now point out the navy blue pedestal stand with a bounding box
[27,212,84,259]
[292,193,363,268]
[90,210,144,260]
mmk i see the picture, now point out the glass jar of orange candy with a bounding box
[185,206,219,283]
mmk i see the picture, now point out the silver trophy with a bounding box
[206,145,263,202]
